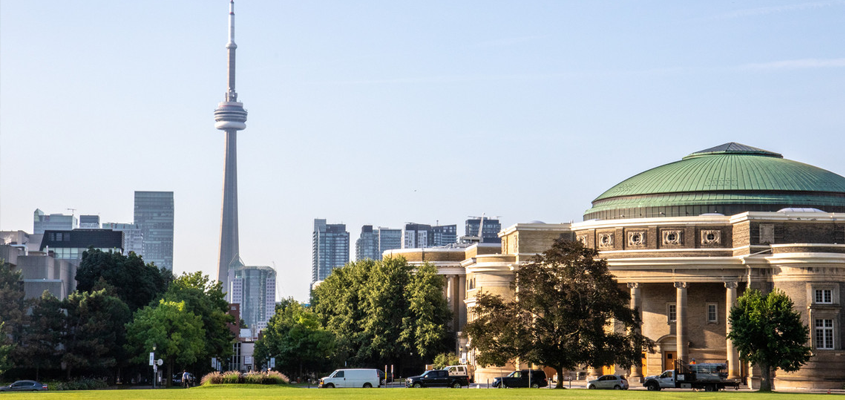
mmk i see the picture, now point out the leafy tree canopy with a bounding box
[162,272,234,375]
[61,289,132,379]
[465,239,653,389]
[0,260,25,343]
[254,299,335,379]
[432,352,459,369]
[76,249,172,312]
[312,257,452,367]
[125,300,204,387]
[727,288,811,392]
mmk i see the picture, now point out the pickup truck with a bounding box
[406,369,469,388]
[643,362,740,392]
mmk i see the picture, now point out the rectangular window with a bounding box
[668,303,677,323]
[707,303,718,323]
[815,319,834,350]
[815,289,833,304]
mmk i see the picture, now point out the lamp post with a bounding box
[152,344,157,389]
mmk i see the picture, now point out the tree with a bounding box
[0,260,25,378]
[312,257,452,368]
[13,292,64,380]
[432,352,459,369]
[254,299,335,378]
[61,289,131,379]
[465,239,653,389]
[125,300,204,387]
[727,289,811,392]
[76,249,172,312]
[162,272,234,376]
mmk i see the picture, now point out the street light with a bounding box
[151,344,157,389]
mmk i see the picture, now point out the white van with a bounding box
[319,368,381,388]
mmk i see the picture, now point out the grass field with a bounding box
[0,385,839,400]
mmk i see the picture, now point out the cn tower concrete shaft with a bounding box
[214,0,247,298]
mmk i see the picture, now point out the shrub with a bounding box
[48,378,109,391]
[222,371,242,384]
[201,370,288,386]
[200,371,223,386]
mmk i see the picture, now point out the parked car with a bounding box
[0,380,48,392]
[492,369,548,388]
[406,369,469,388]
[587,374,629,390]
[319,368,381,388]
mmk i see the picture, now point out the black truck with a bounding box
[406,369,470,388]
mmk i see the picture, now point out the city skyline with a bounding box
[2,1,845,302]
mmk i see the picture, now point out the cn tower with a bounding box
[214,0,247,298]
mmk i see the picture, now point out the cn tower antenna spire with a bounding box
[226,0,238,101]
[215,0,248,301]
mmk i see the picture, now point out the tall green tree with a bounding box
[0,261,25,350]
[0,322,13,377]
[254,299,336,378]
[13,292,64,380]
[61,289,131,379]
[125,300,204,387]
[312,257,452,368]
[727,289,811,392]
[465,239,653,389]
[162,272,234,375]
[76,249,172,312]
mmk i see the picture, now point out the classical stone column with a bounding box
[458,275,467,329]
[628,282,643,380]
[725,281,740,379]
[675,282,688,363]
[451,275,460,330]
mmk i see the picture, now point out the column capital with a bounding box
[674,282,687,289]
[725,281,738,289]
[627,282,639,289]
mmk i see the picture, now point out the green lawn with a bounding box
[0,385,838,400]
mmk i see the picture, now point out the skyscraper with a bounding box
[355,225,379,261]
[431,224,457,246]
[133,191,174,270]
[102,222,145,256]
[214,0,249,295]
[465,217,502,244]
[378,227,402,258]
[404,223,457,248]
[33,209,77,234]
[230,265,276,330]
[312,219,349,283]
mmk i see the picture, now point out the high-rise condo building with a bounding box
[102,222,145,256]
[432,224,457,246]
[355,225,379,261]
[133,191,174,270]
[465,217,502,244]
[33,209,77,234]
[214,0,249,296]
[230,265,276,330]
[378,228,402,258]
[79,215,100,229]
[312,219,349,282]
[404,223,457,248]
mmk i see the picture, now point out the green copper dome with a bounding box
[584,143,845,220]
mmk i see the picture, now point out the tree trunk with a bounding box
[555,367,565,389]
[759,363,772,392]
[166,359,173,388]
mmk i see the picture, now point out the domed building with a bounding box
[454,143,845,389]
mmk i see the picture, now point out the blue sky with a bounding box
[2,1,844,302]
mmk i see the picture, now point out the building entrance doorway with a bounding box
[663,351,677,371]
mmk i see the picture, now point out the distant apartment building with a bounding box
[312,219,349,283]
[230,265,276,330]
[33,209,77,234]
[355,225,379,261]
[356,226,403,261]
[79,215,100,229]
[404,223,457,248]
[378,228,402,257]
[102,222,145,256]
[134,191,174,270]
[465,217,502,244]
[1,239,76,299]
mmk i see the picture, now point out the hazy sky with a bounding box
[2,1,844,302]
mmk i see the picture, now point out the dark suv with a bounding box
[492,369,548,388]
